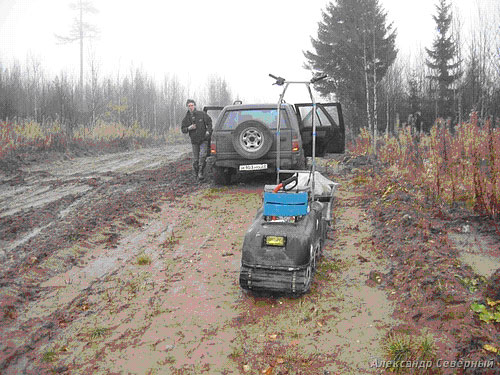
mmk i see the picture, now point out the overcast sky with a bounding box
[0,0,497,103]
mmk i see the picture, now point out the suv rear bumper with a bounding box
[209,154,301,172]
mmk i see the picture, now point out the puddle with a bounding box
[459,252,499,278]
[449,231,500,278]
[0,184,91,218]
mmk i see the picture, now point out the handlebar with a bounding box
[310,74,327,83]
[269,73,285,86]
[270,73,326,85]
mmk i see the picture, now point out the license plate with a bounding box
[239,163,267,171]
[265,235,286,247]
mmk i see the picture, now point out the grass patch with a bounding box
[315,259,344,280]
[136,253,152,265]
[203,186,229,198]
[417,333,437,361]
[384,333,413,370]
[162,234,179,248]
[383,330,438,372]
[454,274,486,293]
[90,327,109,340]
[126,279,141,295]
[41,350,57,363]
[116,271,148,298]
[228,345,243,359]
[352,175,369,185]
[161,354,176,364]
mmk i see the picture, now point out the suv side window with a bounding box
[220,109,289,130]
[299,107,336,128]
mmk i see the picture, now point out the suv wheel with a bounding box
[232,120,273,159]
[213,166,232,185]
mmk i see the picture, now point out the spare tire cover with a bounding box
[232,120,273,159]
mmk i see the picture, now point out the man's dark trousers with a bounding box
[192,141,208,175]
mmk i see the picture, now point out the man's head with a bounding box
[186,99,196,112]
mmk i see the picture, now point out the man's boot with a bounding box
[193,161,199,178]
[198,168,204,181]
[198,161,206,181]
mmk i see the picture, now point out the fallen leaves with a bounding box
[486,298,500,307]
[483,344,499,353]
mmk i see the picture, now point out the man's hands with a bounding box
[188,124,197,131]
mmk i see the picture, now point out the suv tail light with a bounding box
[210,140,216,155]
[292,139,300,152]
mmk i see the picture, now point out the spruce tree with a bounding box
[304,0,397,134]
[425,0,460,119]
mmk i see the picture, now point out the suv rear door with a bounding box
[203,106,223,123]
[294,103,345,156]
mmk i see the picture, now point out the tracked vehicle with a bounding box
[239,74,344,294]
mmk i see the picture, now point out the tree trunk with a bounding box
[372,27,378,156]
[385,96,389,138]
[363,34,372,136]
[79,0,84,108]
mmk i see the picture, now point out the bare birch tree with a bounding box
[55,0,99,107]
[87,50,100,127]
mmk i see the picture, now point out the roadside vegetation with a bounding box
[351,115,500,220]
[0,119,154,157]
[346,116,500,370]
[0,118,191,173]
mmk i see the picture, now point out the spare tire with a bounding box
[232,120,273,159]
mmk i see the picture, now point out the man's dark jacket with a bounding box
[181,110,212,144]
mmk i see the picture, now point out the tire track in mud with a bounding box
[0,145,190,279]
[0,148,196,374]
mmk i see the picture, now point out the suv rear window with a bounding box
[219,109,289,130]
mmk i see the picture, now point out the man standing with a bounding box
[181,99,212,181]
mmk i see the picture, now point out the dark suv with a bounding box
[205,102,344,185]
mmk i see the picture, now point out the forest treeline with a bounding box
[305,0,500,140]
[0,62,232,137]
[0,0,499,143]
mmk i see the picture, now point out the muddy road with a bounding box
[0,145,191,266]
[2,148,498,374]
[0,147,401,374]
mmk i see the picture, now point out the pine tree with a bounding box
[304,0,397,135]
[425,0,460,119]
